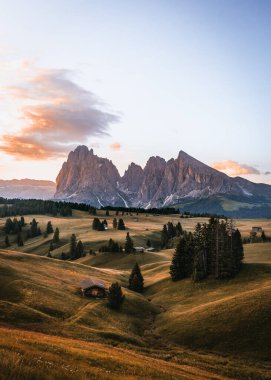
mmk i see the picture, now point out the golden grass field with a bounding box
[0,210,271,379]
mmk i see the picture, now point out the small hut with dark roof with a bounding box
[80,277,107,298]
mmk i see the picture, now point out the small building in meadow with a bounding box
[252,226,263,233]
[134,246,145,253]
[80,277,107,298]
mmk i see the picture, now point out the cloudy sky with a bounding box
[0,0,270,183]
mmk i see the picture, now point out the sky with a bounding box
[0,0,270,184]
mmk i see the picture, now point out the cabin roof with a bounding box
[80,277,107,290]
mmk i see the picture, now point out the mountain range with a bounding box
[54,145,271,217]
[0,179,55,200]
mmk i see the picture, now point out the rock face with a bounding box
[0,179,55,200]
[55,146,121,206]
[54,145,271,210]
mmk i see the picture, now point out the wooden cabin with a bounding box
[252,226,262,233]
[80,277,107,298]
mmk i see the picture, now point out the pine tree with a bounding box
[124,232,134,253]
[128,263,144,293]
[192,223,207,282]
[108,282,125,310]
[20,216,25,227]
[53,227,60,243]
[4,218,13,234]
[170,235,193,281]
[232,228,244,272]
[46,221,54,234]
[30,218,40,237]
[161,224,169,248]
[146,239,151,248]
[49,242,54,251]
[113,218,117,229]
[167,222,176,239]
[70,234,77,259]
[5,235,10,247]
[176,222,183,236]
[117,218,126,230]
[75,240,84,259]
[17,232,24,247]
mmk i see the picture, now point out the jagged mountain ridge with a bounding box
[55,146,271,215]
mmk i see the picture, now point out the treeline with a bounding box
[180,211,226,218]
[0,198,94,217]
[170,218,244,282]
[101,206,177,215]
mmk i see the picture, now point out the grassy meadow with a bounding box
[0,210,271,379]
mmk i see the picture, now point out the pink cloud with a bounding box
[212,160,260,176]
[110,142,121,150]
[0,69,119,159]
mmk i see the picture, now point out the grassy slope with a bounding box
[0,249,238,380]
[143,243,271,361]
[1,213,271,379]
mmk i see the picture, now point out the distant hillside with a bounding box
[0,179,55,200]
[54,145,271,217]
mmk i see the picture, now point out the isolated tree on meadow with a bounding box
[117,218,126,230]
[124,232,134,253]
[128,263,144,293]
[146,239,151,248]
[112,218,117,229]
[53,227,60,243]
[108,282,125,310]
[46,221,54,234]
[106,209,110,216]
[70,234,77,259]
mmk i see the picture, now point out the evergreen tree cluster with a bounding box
[99,238,122,253]
[92,218,108,231]
[161,221,183,248]
[170,218,244,282]
[4,217,25,234]
[69,234,85,260]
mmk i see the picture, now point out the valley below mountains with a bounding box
[55,146,271,218]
